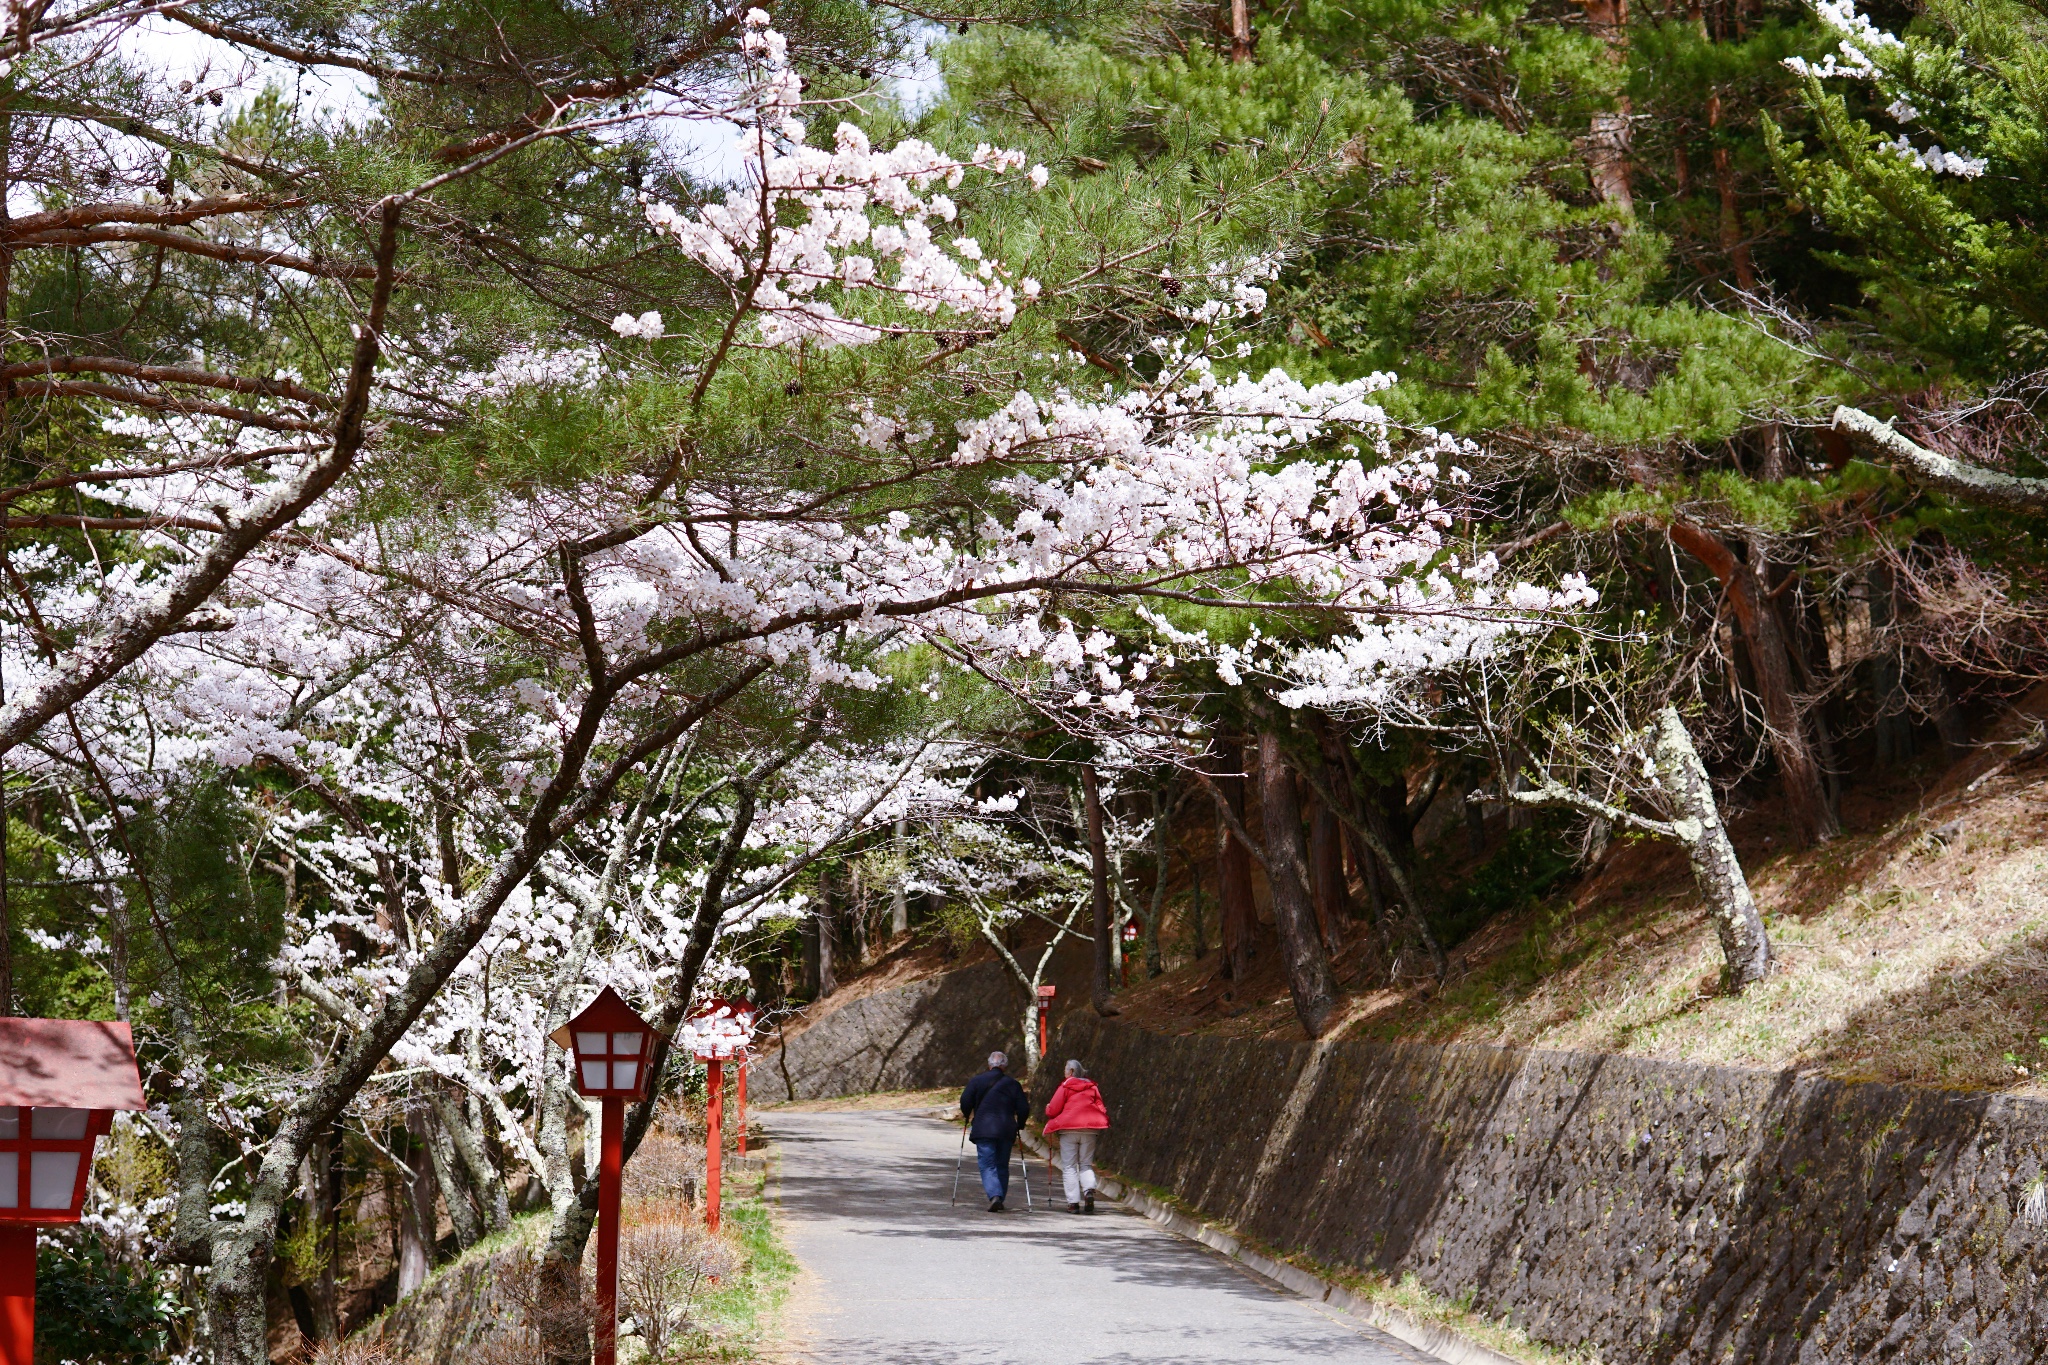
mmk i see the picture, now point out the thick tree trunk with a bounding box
[1669,519,1839,844]
[1188,860,1208,960]
[1651,707,1772,988]
[1081,765,1119,1014]
[1210,736,1256,981]
[1257,731,1338,1037]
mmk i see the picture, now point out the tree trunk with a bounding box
[1210,736,1256,981]
[1580,0,1634,214]
[1342,823,1398,975]
[817,865,838,998]
[891,817,909,936]
[1081,765,1118,1015]
[427,1089,510,1235]
[419,1099,483,1252]
[397,1111,437,1298]
[1668,519,1839,844]
[1188,860,1208,960]
[1228,0,1250,62]
[1868,563,1913,766]
[1708,92,1754,290]
[799,896,821,997]
[297,1143,340,1341]
[1307,787,1346,953]
[1651,706,1772,988]
[1146,787,1169,979]
[1257,731,1338,1037]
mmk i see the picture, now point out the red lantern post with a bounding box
[676,998,755,1235]
[1035,983,1055,1063]
[550,988,662,1365]
[0,1018,146,1365]
[1121,919,1140,986]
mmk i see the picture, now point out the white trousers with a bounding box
[1058,1130,1099,1204]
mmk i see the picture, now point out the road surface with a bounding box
[765,1107,1445,1364]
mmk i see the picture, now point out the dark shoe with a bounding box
[987,1197,1004,1213]
[1083,1192,1095,1214]
[1068,1202,1081,1214]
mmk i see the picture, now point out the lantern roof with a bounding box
[549,986,663,1051]
[0,1018,146,1111]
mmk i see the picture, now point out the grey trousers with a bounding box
[1058,1130,1099,1204]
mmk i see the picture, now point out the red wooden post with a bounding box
[1037,984,1055,1067]
[0,1226,32,1365]
[594,1097,623,1365]
[705,1058,724,1234]
[549,987,663,1365]
[736,1057,748,1157]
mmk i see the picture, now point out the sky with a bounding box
[114,12,950,191]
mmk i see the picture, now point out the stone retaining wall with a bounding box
[1045,1015,2048,1364]
[753,960,1022,1101]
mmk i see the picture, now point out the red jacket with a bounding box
[1043,1077,1110,1133]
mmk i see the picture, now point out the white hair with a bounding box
[988,1051,1008,1069]
[1064,1059,1086,1078]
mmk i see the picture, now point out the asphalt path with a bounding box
[765,1107,1444,1365]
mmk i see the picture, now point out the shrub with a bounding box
[36,1232,177,1364]
[620,1208,739,1362]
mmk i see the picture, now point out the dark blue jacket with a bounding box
[961,1067,1030,1142]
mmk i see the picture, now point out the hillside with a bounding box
[1090,690,2048,1098]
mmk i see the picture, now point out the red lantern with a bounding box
[0,1018,147,1365]
[1035,984,1055,1061]
[554,987,657,1100]
[549,988,664,1365]
[676,999,756,1236]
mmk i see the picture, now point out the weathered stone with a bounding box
[1045,1015,2048,1365]
[753,961,1021,1102]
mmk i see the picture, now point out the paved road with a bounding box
[765,1108,1443,1365]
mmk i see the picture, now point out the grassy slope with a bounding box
[1111,690,2048,1097]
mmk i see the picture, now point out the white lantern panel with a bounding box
[0,1108,16,1140]
[31,1108,88,1140]
[612,1032,643,1056]
[582,1060,610,1090]
[0,1152,16,1208]
[29,1151,78,1209]
[612,1061,639,1091]
[576,1031,609,1057]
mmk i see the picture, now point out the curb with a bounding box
[1020,1129,1525,1365]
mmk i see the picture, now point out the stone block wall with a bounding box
[753,960,1023,1102]
[1047,1015,2048,1364]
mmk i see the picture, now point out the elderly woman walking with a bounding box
[1042,1059,1111,1214]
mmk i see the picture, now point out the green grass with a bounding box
[683,1180,798,1360]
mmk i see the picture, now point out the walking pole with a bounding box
[950,1123,967,1206]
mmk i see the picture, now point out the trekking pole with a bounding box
[950,1123,966,1206]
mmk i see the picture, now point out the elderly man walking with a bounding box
[960,1051,1031,1212]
